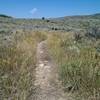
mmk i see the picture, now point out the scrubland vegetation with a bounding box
[0,14,100,99]
[0,28,47,99]
[47,32,100,99]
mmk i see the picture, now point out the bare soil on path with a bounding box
[34,41,73,100]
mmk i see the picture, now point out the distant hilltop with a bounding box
[0,13,100,19]
[0,14,12,18]
[52,13,100,20]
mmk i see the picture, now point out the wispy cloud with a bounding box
[29,8,38,15]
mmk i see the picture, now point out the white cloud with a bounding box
[30,8,38,15]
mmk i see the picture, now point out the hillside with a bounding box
[51,13,100,31]
[0,13,100,33]
[0,13,100,100]
[0,14,12,18]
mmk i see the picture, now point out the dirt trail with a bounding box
[34,41,72,100]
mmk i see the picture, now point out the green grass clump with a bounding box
[47,32,100,99]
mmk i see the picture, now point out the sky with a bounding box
[0,0,100,18]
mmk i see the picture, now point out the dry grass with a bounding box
[0,30,47,100]
[47,32,100,100]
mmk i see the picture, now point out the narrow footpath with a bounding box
[34,41,73,100]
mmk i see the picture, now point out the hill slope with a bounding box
[0,14,12,18]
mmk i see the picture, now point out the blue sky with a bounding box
[0,0,100,18]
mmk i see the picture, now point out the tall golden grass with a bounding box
[0,30,47,99]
